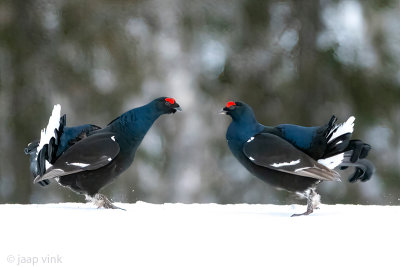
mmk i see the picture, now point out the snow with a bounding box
[0,203,398,267]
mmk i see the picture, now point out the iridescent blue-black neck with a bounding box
[226,105,264,144]
[107,100,164,143]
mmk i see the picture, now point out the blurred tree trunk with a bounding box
[293,0,322,122]
[4,0,42,203]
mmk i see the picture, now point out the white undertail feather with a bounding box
[328,116,355,143]
[45,160,52,170]
[36,104,62,169]
[318,153,344,169]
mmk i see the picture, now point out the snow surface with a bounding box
[0,203,398,267]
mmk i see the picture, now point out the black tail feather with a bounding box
[322,116,374,183]
[346,139,371,162]
[324,115,337,140]
[339,139,374,183]
[322,116,351,158]
[24,114,66,187]
[24,141,50,187]
[324,133,351,158]
[341,156,375,183]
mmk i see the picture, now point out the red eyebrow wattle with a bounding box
[226,101,236,108]
[165,98,175,104]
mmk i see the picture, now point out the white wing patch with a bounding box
[108,158,112,162]
[249,156,255,161]
[247,137,255,143]
[317,153,344,169]
[328,116,355,143]
[271,159,300,168]
[111,136,116,141]
[67,162,90,168]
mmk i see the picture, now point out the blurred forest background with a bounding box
[0,0,399,206]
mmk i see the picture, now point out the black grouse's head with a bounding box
[220,101,256,122]
[153,97,182,114]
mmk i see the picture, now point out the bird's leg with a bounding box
[291,188,320,217]
[88,194,126,210]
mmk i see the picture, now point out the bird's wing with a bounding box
[34,132,120,183]
[275,124,323,151]
[57,124,102,158]
[243,133,341,181]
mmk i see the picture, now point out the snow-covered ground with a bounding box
[0,203,398,267]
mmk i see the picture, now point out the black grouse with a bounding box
[221,101,374,216]
[25,97,181,209]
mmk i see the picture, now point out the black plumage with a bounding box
[26,97,181,209]
[25,119,101,186]
[221,101,374,216]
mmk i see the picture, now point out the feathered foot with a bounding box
[88,194,126,210]
[292,188,320,217]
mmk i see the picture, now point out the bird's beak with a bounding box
[174,106,182,112]
[219,107,229,115]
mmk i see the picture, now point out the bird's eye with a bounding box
[165,98,175,105]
